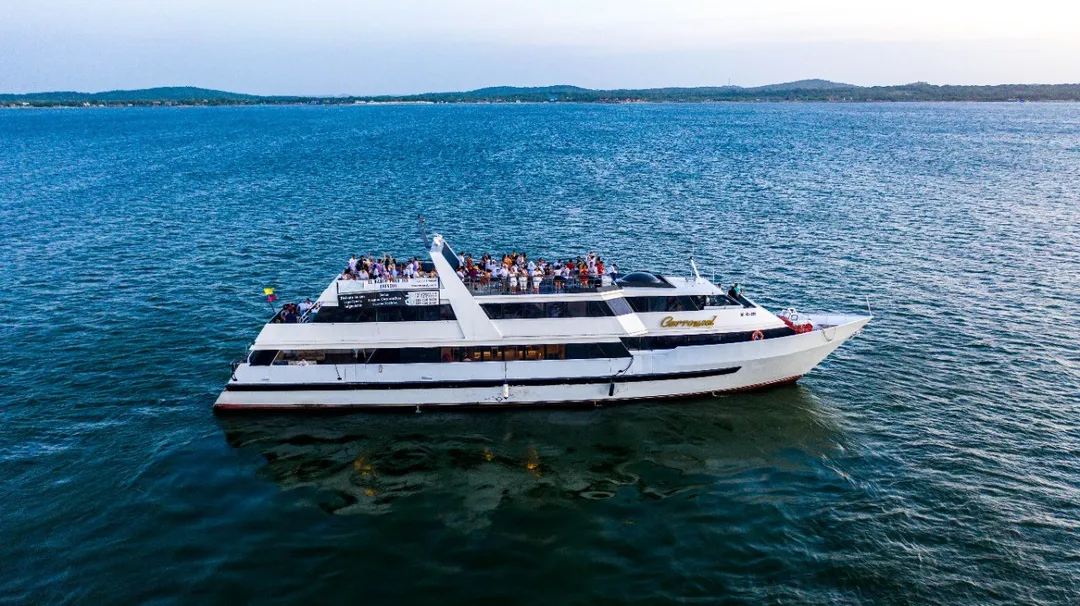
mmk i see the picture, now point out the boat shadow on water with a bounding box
[217,384,853,524]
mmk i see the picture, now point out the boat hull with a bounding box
[213,316,868,411]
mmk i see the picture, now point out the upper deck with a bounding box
[270,234,755,336]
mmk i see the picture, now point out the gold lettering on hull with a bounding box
[660,315,718,328]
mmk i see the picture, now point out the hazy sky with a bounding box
[2,0,1078,94]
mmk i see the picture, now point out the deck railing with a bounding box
[463,275,616,296]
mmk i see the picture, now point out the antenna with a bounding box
[689,250,702,281]
[416,214,430,248]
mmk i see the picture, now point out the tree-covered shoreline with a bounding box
[5,80,1080,107]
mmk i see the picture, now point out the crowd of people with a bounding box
[454,251,619,293]
[272,298,316,324]
[339,254,436,281]
[337,250,620,293]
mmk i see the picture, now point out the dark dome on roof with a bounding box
[616,271,670,287]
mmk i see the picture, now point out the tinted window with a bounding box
[314,304,457,323]
[626,296,702,313]
[587,301,615,317]
[400,348,442,363]
[702,295,739,307]
[482,301,618,320]
[248,350,279,366]
[620,327,796,350]
[606,297,634,316]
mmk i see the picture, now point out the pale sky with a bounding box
[2,0,1078,94]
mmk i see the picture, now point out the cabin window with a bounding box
[248,350,279,366]
[700,295,739,307]
[626,296,702,313]
[481,300,620,320]
[313,304,457,323]
[606,297,634,316]
[620,327,796,350]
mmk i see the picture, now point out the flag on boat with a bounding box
[264,287,277,303]
[263,287,274,295]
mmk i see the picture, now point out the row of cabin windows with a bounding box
[624,295,739,313]
[309,296,740,324]
[313,304,457,323]
[480,296,738,320]
[248,342,632,366]
[620,327,796,350]
[481,300,625,320]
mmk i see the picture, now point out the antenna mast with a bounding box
[417,214,430,248]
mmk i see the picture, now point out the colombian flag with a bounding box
[264,287,277,303]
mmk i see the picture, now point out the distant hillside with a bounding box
[5,81,1080,106]
[466,85,593,96]
[0,86,262,103]
[750,79,859,91]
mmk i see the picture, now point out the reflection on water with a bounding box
[218,385,849,525]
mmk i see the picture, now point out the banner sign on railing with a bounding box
[338,290,439,309]
[406,291,440,306]
[336,277,440,294]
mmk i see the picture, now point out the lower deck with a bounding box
[215,315,869,411]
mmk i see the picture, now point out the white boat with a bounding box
[214,234,869,411]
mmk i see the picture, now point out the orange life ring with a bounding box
[752,330,764,341]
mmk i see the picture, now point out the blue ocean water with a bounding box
[1,103,1079,604]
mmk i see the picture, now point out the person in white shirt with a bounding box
[348,255,358,271]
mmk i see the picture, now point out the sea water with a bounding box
[2,103,1079,604]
